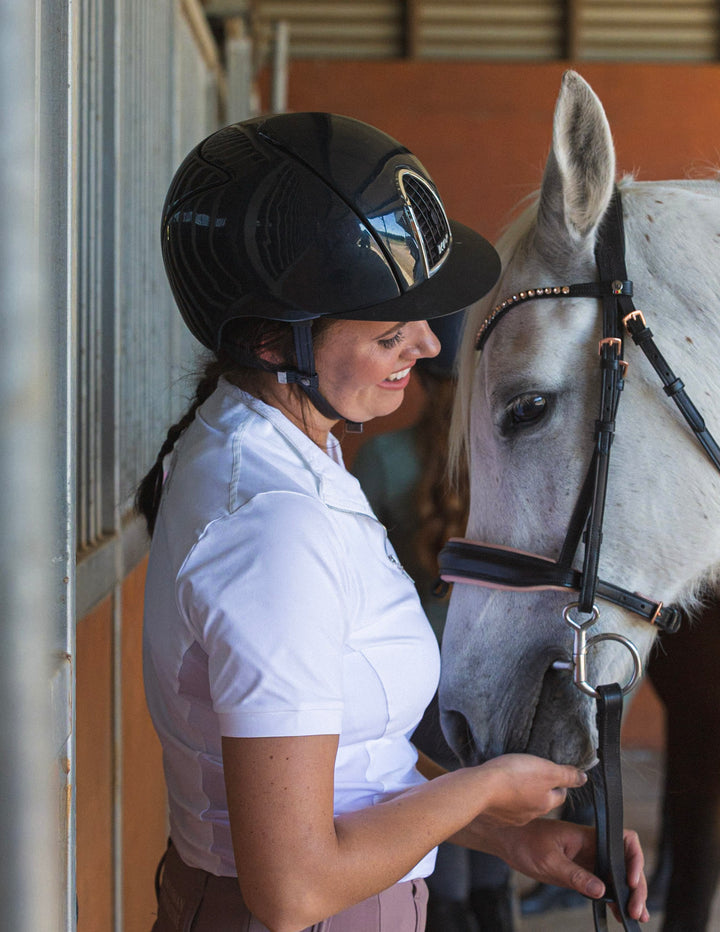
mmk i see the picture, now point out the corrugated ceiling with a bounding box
[204,0,719,61]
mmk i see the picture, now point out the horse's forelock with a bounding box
[448,197,540,487]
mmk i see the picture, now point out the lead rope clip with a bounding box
[552,602,643,698]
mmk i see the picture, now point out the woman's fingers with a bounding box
[596,829,649,923]
[624,829,650,922]
[623,829,645,887]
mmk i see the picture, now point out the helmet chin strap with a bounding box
[277,321,363,434]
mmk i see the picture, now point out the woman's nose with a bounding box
[405,320,441,359]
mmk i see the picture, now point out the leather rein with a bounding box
[438,189,720,930]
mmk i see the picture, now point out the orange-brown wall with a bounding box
[77,61,720,930]
[77,595,114,931]
[121,560,169,931]
[77,558,167,932]
[262,61,720,242]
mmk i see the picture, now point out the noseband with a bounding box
[438,189,720,932]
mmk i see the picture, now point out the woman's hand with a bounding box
[473,818,650,924]
[470,753,588,826]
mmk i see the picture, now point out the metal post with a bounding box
[0,1,67,929]
[226,17,255,121]
[271,19,289,113]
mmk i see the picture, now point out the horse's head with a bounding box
[440,71,720,769]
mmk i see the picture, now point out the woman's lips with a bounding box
[381,366,412,389]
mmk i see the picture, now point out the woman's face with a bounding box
[315,318,441,425]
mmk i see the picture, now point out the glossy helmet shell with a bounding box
[161,113,500,351]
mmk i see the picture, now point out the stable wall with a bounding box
[264,61,720,243]
[76,61,720,930]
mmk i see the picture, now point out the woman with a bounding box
[138,113,649,932]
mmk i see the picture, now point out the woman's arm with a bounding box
[222,734,587,932]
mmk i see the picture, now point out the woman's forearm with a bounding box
[224,735,586,932]
[242,768,499,932]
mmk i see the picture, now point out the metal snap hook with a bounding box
[562,601,600,631]
[552,601,644,698]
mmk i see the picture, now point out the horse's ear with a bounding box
[535,71,616,256]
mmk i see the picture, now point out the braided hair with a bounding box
[135,358,226,536]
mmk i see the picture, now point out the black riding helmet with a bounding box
[161,112,500,426]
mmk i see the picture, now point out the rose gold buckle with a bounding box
[598,337,622,355]
[623,310,647,330]
[649,601,664,626]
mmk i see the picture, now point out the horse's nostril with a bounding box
[441,708,478,766]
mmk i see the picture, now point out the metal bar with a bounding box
[0,1,70,930]
[271,19,289,112]
[227,17,254,120]
[110,0,124,922]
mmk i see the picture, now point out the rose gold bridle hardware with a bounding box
[622,310,647,330]
[598,337,622,355]
[649,601,664,626]
[597,337,628,376]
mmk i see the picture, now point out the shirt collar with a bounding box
[218,379,376,517]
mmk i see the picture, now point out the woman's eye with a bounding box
[378,330,404,349]
[506,393,548,426]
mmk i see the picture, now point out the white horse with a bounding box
[439,68,720,929]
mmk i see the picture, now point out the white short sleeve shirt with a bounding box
[143,381,441,879]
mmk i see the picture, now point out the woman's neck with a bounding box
[252,373,337,451]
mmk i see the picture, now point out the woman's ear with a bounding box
[255,340,284,365]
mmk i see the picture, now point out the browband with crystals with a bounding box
[475,279,633,350]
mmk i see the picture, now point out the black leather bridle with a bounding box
[438,189,720,930]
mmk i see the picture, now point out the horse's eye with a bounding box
[508,393,548,425]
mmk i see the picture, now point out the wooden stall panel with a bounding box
[122,557,168,932]
[76,597,113,932]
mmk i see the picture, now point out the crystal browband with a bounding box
[475,279,633,350]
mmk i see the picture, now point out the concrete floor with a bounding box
[515,749,720,931]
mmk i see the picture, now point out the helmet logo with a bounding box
[397,169,452,278]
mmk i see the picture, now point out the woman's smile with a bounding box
[383,365,414,387]
[315,319,441,425]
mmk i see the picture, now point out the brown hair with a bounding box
[413,373,469,577]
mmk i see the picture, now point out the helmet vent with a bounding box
[398,170,452,277]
